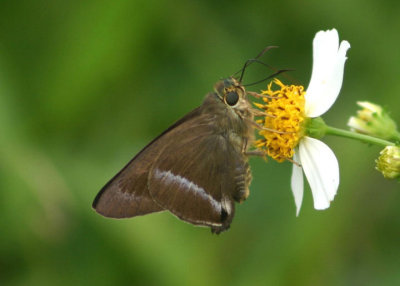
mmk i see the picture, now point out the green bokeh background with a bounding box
[1,1,399,285]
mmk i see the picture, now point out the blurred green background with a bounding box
[1,1,400,285]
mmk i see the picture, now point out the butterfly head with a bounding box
[214,77,252,118]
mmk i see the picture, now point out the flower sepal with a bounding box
[305,117,328,139]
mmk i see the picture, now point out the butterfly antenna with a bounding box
[233,46,279,83]
[243,69,294,87]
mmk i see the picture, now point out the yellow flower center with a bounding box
[254,79,306,162]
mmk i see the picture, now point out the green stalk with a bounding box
[325,126,395,147]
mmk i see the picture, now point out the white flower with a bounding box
[291,29,350,215]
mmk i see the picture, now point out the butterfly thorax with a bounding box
[202,78,255,151]
[202,95,249,146]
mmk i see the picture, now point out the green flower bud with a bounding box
[348,101,400,141]
[376,146,400,180]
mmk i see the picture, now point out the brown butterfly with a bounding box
[92,52,281,233]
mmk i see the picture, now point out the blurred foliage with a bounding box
[1,0,400,285]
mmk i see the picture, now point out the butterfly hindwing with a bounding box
[92,108,202,218]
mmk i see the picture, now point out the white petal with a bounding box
[305,29,351,118]
[356,101,383,114]
[347,116,368,133]
[291,151,304,216]
[299,137,339,210]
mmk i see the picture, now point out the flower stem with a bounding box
[325,126,395,147]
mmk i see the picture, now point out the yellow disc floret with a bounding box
[254,79,306,162]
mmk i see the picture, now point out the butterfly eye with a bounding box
[225,91,239,106]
